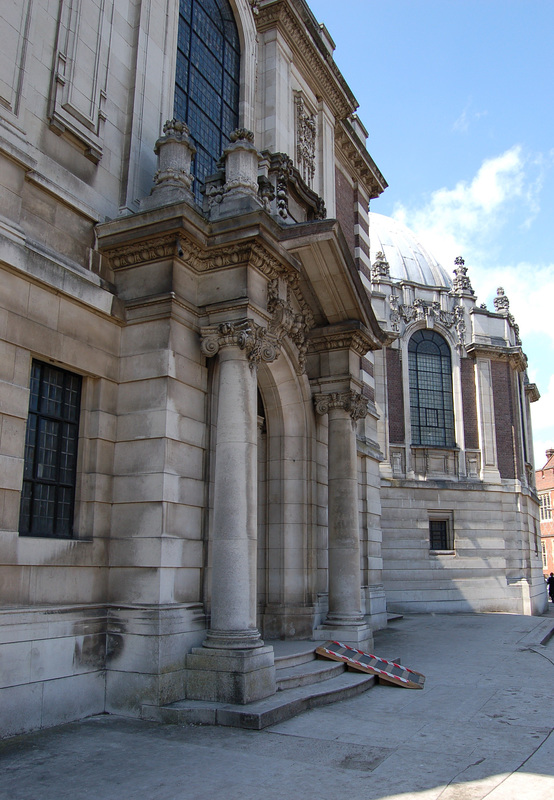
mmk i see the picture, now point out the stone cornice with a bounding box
[255,0,357,120]
[308,323,375,357]
[334,120,387,199]
[465,342,528,371]
[526,382,540,403]
[101,228,316,332]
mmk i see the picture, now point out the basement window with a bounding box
[429,512,454,552]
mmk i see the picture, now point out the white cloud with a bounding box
[472,262,554,346]
[452,100,488,134]
[393,146,530,267]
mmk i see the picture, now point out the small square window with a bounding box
[429,512,454,551]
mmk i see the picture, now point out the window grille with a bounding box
[174,0,240,202]
[429,512,454,551]
[408,329,455,447]
[19,361,82,538]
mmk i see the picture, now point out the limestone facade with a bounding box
[0,0,544,737]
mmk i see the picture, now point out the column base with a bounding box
[185,645,276,704]
[202,628,264,650]
[312,623,374,653]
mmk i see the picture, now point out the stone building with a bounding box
[536,450,554,574]
[0,0,545,737]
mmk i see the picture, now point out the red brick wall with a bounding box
[491,360,519,480]
[335,166,356,258]
[386,348,405,443]
[461,358,479,449]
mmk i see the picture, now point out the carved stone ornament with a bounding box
[230,129,255,144]
[388,294,467,351]
[451,256,474,295]
[249,0,260,14]
[200,320,280,371]
[267,278,309,373]
[314,391,369,423]
[295,95,316,188]
[493,286,510,313]
[371,251,390,281]
[275,153,294,219]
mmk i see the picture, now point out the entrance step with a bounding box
[141,640,375,730]
[142,670,375,730]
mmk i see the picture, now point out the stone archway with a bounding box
[256,351,318,640]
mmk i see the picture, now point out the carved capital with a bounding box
[200,320,280,371]
[314,391,368,421]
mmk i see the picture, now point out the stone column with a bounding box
[186,320,279,704]
[314,391,373,650]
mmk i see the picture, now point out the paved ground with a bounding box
[2,607,554,800]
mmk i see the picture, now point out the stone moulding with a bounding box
[465,343,528,372]
[100,230,316,371]
[308,328,376,358]
[335,121,387,199]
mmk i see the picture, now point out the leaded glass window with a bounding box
[174,0,240,203]
[408,330,455,447]
[19,361,82,538]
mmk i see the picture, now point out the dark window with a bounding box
[408,329,455,447]
[429,519,452,550]
[174,0,240,203]
[19,361,82,538]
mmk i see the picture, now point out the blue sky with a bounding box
[309,0,554,468]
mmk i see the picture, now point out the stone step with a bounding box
[274,643,321,670]
[276,656,345,691]
[142,669,375,731]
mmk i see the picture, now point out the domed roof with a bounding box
[369,212,452,289]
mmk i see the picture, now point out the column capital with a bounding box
[314,390,368,421]
[200,319,280,370]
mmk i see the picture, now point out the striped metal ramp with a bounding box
[316,641,425,690]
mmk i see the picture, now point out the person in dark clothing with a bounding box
[547,573,554,602]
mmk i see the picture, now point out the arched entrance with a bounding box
[256,352,318,640]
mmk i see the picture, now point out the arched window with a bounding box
[174,0,240,202]
[408,330,455,447]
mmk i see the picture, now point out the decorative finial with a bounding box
[371,251,390,280]
[494,286,510,313]
[452,256,474,294]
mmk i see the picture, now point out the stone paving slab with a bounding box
[1,609,553,800]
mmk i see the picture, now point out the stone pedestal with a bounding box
[141,119,196,210]
[185,645,275,704]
